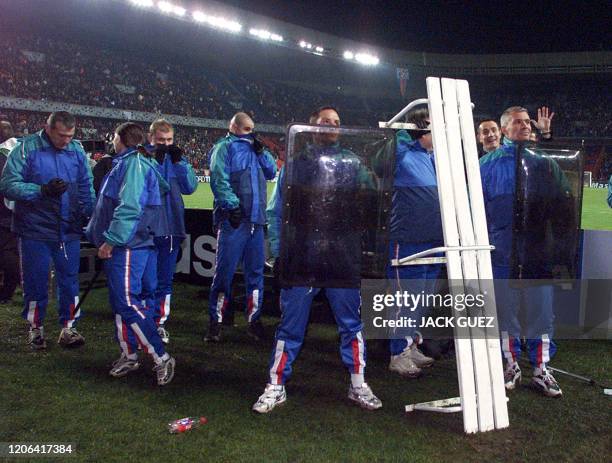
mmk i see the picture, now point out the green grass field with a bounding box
[183,183,277,210]
[184,184,611,231]
[581,187,611,230]
[1,286,611,462]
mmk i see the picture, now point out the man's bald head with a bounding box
[229,112,255,136]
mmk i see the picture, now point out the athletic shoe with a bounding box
[348,383,382,410]
[532,368,562,398]
[410,344,434,368]
[28,327,46,350]
[109,354,140,377]
[247,320,265,341]
[158,326,170,345]
[389,349,422,378]
[504,362,522,390]
[153,356,176,386]
[204,320,221,343]
[57,327,85,348]
[252,384,287,414]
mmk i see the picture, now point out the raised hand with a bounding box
[534,106,555,134]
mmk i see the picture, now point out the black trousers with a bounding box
[0,226,20,301]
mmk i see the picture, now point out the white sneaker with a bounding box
[532,368,562,398]
[410,344,434,368]
[58,327,85,348]
[28,327,46,350]
[389,349,422,378]
[109,354,140,377]
[153,356,176,386]
[158,326,170,344]
[348,383,382,410]
[504,362,522,390]
[252,384,287,414]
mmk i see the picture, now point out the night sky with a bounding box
[220,0,611,54]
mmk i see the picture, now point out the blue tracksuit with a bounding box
[208,133,276,324]
[480,139,558,368]
[86,147,169,360]
[0,130,95,328]
[388,133,443,355]
[265,143,371,385]
[147,145,198,326]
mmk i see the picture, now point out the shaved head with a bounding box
[229,112,255,135]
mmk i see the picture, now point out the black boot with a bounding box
[247,320,265,341]
[204,319,222,342]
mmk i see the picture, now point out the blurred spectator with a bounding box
[0,109,282,174]
[0,120,20,304]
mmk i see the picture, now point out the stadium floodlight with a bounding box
[354,52,380,66]
[250,28,283,42]
[343,50,354,60]
[299,41,313,49]
[192,10,207,22]
[157,1,185,16]
[315,46,324,53]
[129,0,154,7]
[192,10,242,32]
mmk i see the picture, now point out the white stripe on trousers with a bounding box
[355,332,365,375]
[248,289,259,323]
[131,322,161,363]
[26,300,37,326]
[501,331,515,363]
[115,314,130,357]
[540,334,550,367]
[123,249,145,320]
[216,293,225,323]
[269,339,285,385]
[159,294,171,325]
[66,296,80,329]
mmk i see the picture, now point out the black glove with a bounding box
[228,207,242,229]
[41,178,67,198]
[252,133,265,155]
[167,144,184,164]
[154,144,167,164]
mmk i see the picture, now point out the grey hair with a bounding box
[500,106,528,128]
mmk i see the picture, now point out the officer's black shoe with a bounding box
[247,320,265,341]
[204,320,222,343]
[221,311,235,327]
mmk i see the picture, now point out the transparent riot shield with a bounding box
[512,144,583,280]
[278,124,396,288]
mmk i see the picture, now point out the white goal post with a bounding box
[583,171,592,188]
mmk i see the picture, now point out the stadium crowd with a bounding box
[1,34,610,137]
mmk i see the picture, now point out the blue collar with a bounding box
[116,147,138,159]
[409,139,428,153]
[502,138,517,148]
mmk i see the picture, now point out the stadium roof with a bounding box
[1,0,609,79]
[222,0,611,54]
